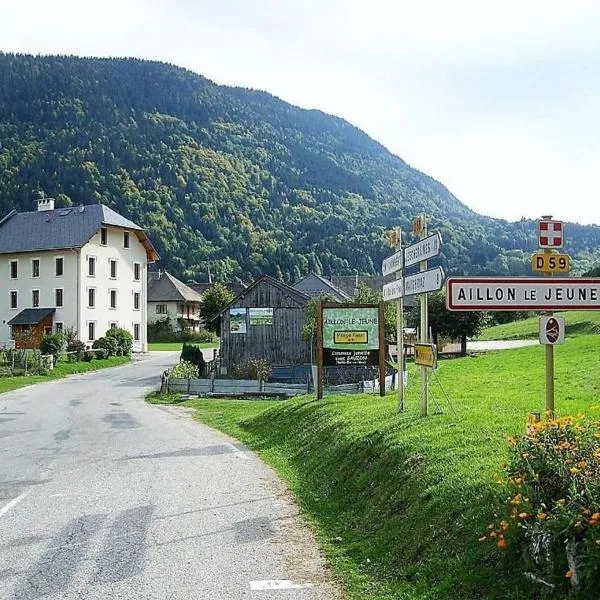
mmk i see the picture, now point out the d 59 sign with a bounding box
[532,253,571,274]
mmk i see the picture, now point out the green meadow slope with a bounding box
[150,335,600,599]
[479,311,600,340]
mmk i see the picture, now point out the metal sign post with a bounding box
[418,216,429,417]
[394,230,404,411]
[541,216,557,417]
[316,302,324,400]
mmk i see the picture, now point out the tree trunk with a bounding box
[460,334,467,356]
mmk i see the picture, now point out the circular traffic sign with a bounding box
[545,317,560,343]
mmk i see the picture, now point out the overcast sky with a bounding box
[2,0,599,224]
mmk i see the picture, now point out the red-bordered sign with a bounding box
[446,277,600,311]
[538,219,564,249]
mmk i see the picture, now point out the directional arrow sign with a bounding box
[404,266,445,296]
[382,249,403,277]
[446,277,600,311]
[404,232,443,267]
[382,279,404,301]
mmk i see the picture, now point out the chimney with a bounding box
[37,197,55,212]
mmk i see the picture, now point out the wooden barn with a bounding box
[216,275,312,378]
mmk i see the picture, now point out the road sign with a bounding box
[404,232,443,267]
[382,249,403,276]
[387,229,400,248]
[532,252,571,273]
[538,219,564,249]
[382,279,403,301]
[539,316,565,345]
[404,266,445,296]
[414,343,437,368]
[446,277,600,311]
[413,215,424,236]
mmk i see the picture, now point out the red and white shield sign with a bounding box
[538,220,564,249]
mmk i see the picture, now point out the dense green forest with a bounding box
[1,53,599,283]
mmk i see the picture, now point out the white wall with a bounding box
[80,226,148,352]
[0,250,79,342]
[148,301,179,327]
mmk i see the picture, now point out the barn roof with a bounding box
[211,275,310,322]
[7,308,55,326]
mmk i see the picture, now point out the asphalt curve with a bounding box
[0,352,339,600]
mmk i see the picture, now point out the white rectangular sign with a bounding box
[404,232,443,267]
[404,266,445,296]
[447,277,600,311]
[382,250,403,277]
[382,279,403,301]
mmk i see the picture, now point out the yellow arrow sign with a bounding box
[531,253,571,273]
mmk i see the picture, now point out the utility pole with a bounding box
[395,229,404,411]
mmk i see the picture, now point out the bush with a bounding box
[180,343,206,376]
[67,339,86,362]
[39,333,66,361]
[106,327,133,356]
[93,348,108,360]
[170,360,199,379]
[483,415,600,594]
[232,358,271,381]
[93,336,119,357]
[82,350,95,362]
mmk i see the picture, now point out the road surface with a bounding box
[0,353,339,600]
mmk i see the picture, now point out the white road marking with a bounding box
[226,442,250,460]
[250,580,314,590]
[0,492,29,517]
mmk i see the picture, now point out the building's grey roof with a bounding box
[148,271,203,303]
[190,282,247,297]
[331,275,387,297]
[7,308,55,326]
[0,204,158,260]
[292,272,351,301]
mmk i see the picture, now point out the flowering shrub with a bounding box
[232,358,271,382]
[170,361,199,379]
[482,415,600,593]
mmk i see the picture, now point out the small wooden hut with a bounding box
[216,275,311,378]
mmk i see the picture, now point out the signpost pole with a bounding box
[395,230,404,410]
[379,301,386,397]
[419,216,428,417]
[316,301,324,400]
[542,221,555,417]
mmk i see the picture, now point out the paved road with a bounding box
[0,353,339,600]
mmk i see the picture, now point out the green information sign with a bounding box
[322,307,379,366]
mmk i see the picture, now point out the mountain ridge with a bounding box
[0,52,599,282]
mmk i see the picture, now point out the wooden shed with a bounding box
[217,275,312,377]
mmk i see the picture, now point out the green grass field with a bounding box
[0,356,131,394]
[148,336,600,599]
[148,342,218,351]
[478,310,600,340]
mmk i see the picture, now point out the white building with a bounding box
[147,271,203,332]
[0,198,159,352]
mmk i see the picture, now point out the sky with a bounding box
[1,0,600,225]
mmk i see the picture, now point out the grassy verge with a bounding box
[0,356,130,394]
[479,310,600,340]
[149,335,600,599]
[148,342,218,351]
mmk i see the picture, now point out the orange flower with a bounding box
[558,499,566,506]
[566,570,573,579]
[591,513,600,520]
[538,512,547,520]
[497,539,508,550]
[518,512,529,519]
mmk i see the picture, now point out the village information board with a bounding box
[322,307,379,366]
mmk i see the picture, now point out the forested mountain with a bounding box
[1,53,599,282]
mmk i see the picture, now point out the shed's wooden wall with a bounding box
[220,280,311,374]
